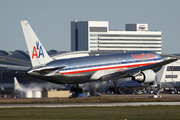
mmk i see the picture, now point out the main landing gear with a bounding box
[108,79,120,94]
[70,85,83,94]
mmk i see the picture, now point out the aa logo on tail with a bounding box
[32,41,44,59]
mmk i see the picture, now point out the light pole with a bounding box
[1,70,2,88]
[0,58,5,87]
[172,62,173,82]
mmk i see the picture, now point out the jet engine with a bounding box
[132,69,155,83]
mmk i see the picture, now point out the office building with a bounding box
[71,21,162,54]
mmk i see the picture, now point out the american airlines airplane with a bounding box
[20,20,177,94]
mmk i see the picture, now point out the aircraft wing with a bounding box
[100,58,178,81]
[161,54,180,59]
[0,64,30,71]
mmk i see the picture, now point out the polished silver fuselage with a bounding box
[27,51,162,84]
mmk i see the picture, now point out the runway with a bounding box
[1,102,180,108]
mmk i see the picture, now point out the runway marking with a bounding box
[0,102,180,108]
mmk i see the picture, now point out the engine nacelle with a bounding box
[132,69,155,83]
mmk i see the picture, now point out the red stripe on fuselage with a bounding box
[60,62,157,75]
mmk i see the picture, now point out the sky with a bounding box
[0,0,180,54]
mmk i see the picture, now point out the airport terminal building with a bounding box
[71,21,162,54]
[157,56,180,87]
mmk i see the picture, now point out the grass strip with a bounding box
[0,105,180,120]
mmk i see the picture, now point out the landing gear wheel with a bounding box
[75,87,79,94]
[109,86,114,91]
[112,86,116,93]
[149,81,155,85]
[74,87,83,94]
[109,86,120,94]
[71,86,76,92]
[79,88,83,94]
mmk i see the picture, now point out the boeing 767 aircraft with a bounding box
[20,20,177,93]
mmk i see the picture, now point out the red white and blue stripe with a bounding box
[59,57,162,75]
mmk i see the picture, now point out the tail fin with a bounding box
[21,20,53,67]
[14,77,22,91]
[0,86,4,91]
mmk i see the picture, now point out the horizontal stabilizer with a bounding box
[33,66,66,72]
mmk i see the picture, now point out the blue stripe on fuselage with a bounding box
[59,58,162,72]
[57,51,162,73]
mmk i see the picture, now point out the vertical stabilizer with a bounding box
[14,77,22,91]
[21,20,53,67]
[0,86,4,91]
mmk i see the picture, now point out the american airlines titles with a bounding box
[131,53,155,59]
